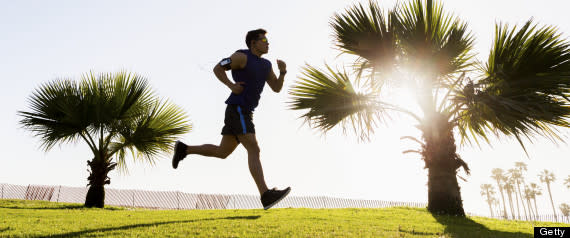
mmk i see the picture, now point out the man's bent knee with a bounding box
[218,150,232,159]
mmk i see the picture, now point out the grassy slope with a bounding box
[1,199,567,237]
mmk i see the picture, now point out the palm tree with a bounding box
[480,184,496,217]
[560,203,570,223]
[538,169,558,221]
[507,169,523,219]
[491,168,508,218]
[514,162,530,219]
[492,197,501,219]
[523,185,535,220]
[528,183,542,219]
[511,165,529,220]
[288,0,570,216]
[503,181,517,219]
[19,72,191,208]
[564,175,570,189]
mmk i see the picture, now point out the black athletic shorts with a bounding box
[221,104,255,136]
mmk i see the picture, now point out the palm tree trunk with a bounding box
[487,199,494,217]
[427,164,465,216]
[515,182,528,220]
[84,155,115,208]
[496,181,507,218]
[422,113,466,217]
[526,198,534,221]
[85,182,105,208]
[533,198,539,219]
[546,183,558,222]
[514,185,521,219]
[506,189,515,219]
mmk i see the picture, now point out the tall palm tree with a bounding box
[492,197,501,218]
[564,175,570,189]
[506,170,522,219]
[491,168,508,218]
[503,181,516,219]
[515,162,530,219]
[560,203,570,223]
[480,184,496,217]
[528,183,542,219]
[19,72,191,208]
[288,0,570,216]
[523,185,536,220]
[539,169,558,221]
[511,166,529,220]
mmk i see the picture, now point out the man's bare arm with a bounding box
[267,59,287,93]
[213,52,247,94]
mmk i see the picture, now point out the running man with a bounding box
[172,29,291,210]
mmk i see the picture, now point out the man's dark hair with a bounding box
[246,29,267,49]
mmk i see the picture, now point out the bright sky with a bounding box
[1,0,569,216]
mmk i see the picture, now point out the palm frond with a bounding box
[289,64,393,140]
[331,0,397,88]
[18,79,91,151]
[111,98,191,170]
[455,20,570,149]
[393,0,475,80]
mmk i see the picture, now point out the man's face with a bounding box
[252,34,269,54]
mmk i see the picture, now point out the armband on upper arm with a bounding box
[219,57,232,70]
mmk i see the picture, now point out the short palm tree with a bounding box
[289,0,570,216]
[538,169,558,221]
[480,184,496,217]
[491,168,508,218]
[19,72,191,208]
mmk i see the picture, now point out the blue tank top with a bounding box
[225,49,272,112]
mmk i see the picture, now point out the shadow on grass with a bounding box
[37,216,261,238]
[433,214,530,238]
[0,204,123,210]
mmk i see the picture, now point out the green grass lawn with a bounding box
[1,199,567,237]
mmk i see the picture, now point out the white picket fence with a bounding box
[1,183,567,223]
[0,183,425,210]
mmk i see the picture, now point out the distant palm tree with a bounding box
[538,169,558,221]
[560,203,570,223]
[514,162,529,220]
[480,184,496,217]
[507,169,523,219]
[19,72,191,208]
[492,197,496,218]
[523,186,536,220]
[491,168,508,218]
[564,175,570,189]
[528,183,542,219]
[288,0,570,216]
[503,181,516,219]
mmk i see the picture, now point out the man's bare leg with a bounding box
[186,135,239,159]
[237,133,269,195]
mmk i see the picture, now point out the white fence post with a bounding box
[176,191,180,210]
[56,186,61,202]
